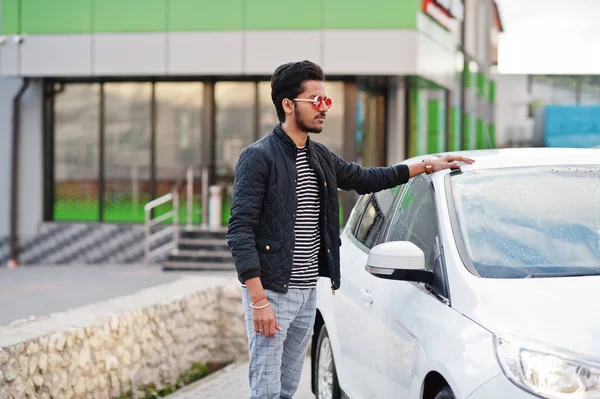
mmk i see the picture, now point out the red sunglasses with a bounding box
[293,95,333,109]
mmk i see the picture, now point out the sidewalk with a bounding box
[0,264,235,326]
[166,356,315,399]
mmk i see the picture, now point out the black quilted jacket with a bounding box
[226,124,410,294]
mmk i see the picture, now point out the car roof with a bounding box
[400,147,600,171]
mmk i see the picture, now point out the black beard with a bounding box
[294,108,324,134]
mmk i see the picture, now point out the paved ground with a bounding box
[166,356,314,399]
[0,264,236,327]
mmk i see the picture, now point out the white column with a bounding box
[0,78,44,239]
[386,78,406,165]
[0,78,21,238]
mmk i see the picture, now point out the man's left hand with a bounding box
[430,155,475,172]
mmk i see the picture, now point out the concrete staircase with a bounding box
[162,227,235,271]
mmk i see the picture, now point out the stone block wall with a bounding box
[0,277,247,399]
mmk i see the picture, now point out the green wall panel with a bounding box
[476,72,487,97]
[427,100,445,153]
[464,67,474,88]
[246,0,321,30]
[1,0,20,34]
[168,0,243,31]
[54,199,99,222]
[449,107,461,151]
[464,114,477,150]
[476,120,494,149]
[325,0,419,29]
[489,81,496,103]
[94,0,166,33]
[476,119,485,149]
[10,0,424,33]
[410,89,420,157]
[22,0,91,34]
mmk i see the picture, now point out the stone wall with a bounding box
[0,276,248,399]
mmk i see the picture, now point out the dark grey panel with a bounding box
[168,32,243,75]
[18,80,44,236]
[20,35,92,76]
[0,78,23,237]
[94,33,166,76]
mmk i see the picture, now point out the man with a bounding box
[226,60,474,399]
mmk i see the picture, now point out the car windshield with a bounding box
[449,165,600,278]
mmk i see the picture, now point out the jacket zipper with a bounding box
[287,147,299,289]
[308,147,338,296]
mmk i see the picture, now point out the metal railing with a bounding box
[144,165,209,265]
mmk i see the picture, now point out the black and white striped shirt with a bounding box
[290,146,321,288]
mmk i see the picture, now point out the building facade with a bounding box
[495,74,600,149]
[0,0,502,265]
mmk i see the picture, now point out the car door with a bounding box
[366,175,451,398]
[334,187,402,398]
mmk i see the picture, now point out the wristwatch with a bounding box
[422,159,433,175]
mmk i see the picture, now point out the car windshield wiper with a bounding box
[524,270,600,278]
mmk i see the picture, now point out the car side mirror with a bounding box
[366,241,434,284]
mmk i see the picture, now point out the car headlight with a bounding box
[495,335,600,398]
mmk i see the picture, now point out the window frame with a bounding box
[354,194,385,249]
[346,193,373,239]
[350,194,381,252]
[349,182,410,252]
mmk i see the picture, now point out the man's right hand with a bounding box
[245,277,282,338]
[251,299,282,338]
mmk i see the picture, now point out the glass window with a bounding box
[356,85,386,166]
[216,82,256,227]
[450,166,600,278]
[215,82,256,182]
[355,189,396,249]
[54,83,101,221]
[103,82,152,222]
[155,82,203,223]
[259,81,278,138]
[387,176,439,267]
[311,82,344,156]
[156,82,203,174]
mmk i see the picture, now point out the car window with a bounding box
[346,194,372,236]
[355,188,396,249]
[386,176,439,268]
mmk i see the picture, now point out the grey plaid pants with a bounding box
[242,287,317,399]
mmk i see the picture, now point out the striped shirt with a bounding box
[290,146,321,288]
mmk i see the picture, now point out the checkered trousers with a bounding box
[241,287,317,399]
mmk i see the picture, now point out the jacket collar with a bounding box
[273,123,312,154]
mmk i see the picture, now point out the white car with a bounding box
[311,148,600,399]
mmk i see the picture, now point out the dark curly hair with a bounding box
[271,60,325,123]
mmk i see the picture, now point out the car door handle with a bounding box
[361,288,374,305]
